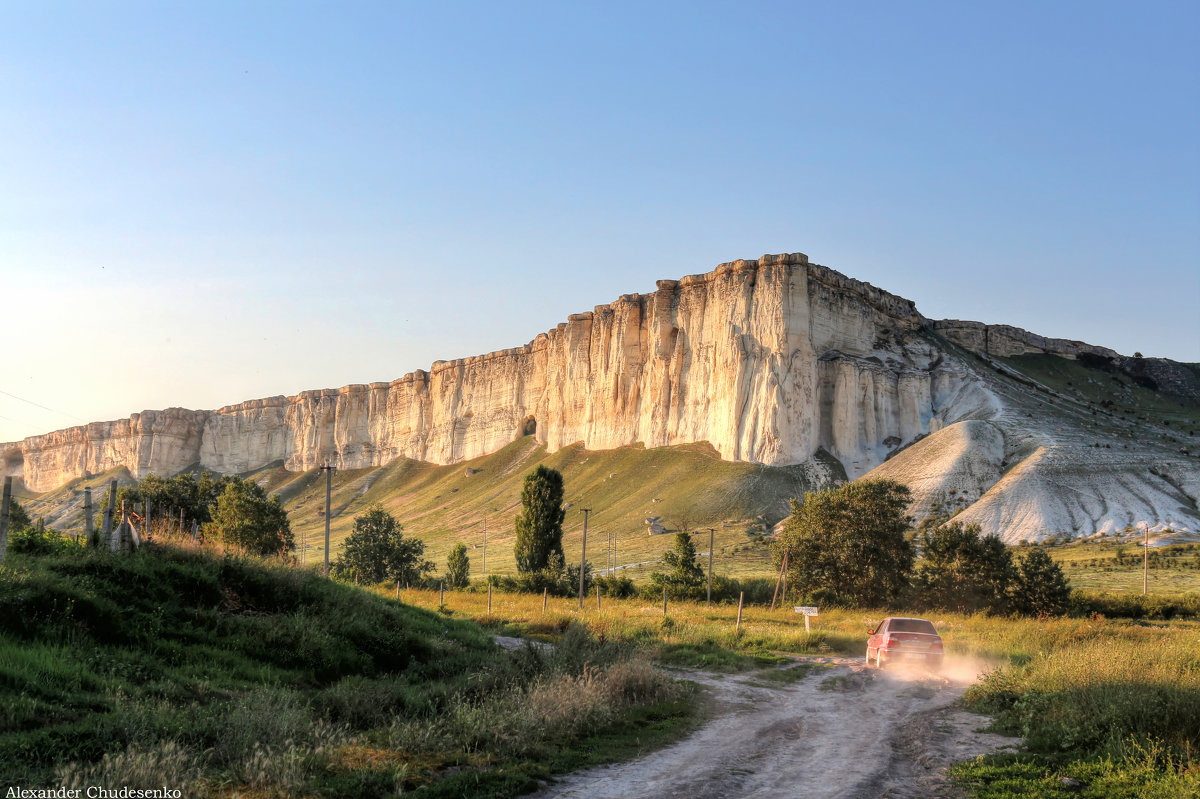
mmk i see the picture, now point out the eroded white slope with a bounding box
[863,420,1006,519]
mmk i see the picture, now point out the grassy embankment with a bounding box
[397,585,1200,798]
[21,437,835,584]
[0,542,694,798]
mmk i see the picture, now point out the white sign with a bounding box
[794,606,819,616]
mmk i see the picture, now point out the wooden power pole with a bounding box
[707,527,715,606]
[1143,522,1149,595]
[318,464,336,576]
[578,508,591,609]
[0,476,11,563]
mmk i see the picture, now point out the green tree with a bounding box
[6,499,32,531]
[445,542,471,588]
[513,465,566,573]
[205,478,293,556]
[333,506,433,585]
[1011,546,1071,616]
[650,532,705,599]
[110,472,229,535]
[914,521,1017,613]
[773,479,914,607]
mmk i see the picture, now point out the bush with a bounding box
[649,532,705,600]
[594,575,637,599]
[913,521,1016,614]
[1071,590,1200,619]
[486,552,592,598]
[8,525,80,556]
[1012,547,1071,616]
[445,542,471,588]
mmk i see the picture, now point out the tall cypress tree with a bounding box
[513,465,566,573]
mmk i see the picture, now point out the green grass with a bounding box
[21,438,835,587]
[952,633,1200,797]
[0,544,695,797]
[999,353,1200,429]
[268,437,834,579]
[394,583,1200,798]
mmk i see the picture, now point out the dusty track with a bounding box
[532,656,1017,799]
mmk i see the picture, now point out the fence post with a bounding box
[488,582,493,616]
[663,587,668,617]
[542,587,548,613]
[735,591,744,633]
[597,583,601,611]
[440,582,444,605]
[395,580,400,600]
[0,476,12,563]
[83,487,94,547]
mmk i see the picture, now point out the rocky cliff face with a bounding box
[4,253,989,492]
[8,251,1196,544]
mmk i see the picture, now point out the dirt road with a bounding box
[531,656,1017,799]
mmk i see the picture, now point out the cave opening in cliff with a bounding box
[522,416,536,436]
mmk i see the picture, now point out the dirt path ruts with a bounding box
[530,656,1017,799]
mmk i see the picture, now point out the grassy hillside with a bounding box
[998,353,1200,446]
[0,543,691,797]
[246,437,834,579]
[15,439,836,581]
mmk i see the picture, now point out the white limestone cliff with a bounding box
[3,254,986,492]
[6,251,1197,543]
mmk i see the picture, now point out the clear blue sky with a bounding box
[2,1,1197,443]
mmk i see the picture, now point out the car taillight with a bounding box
[882,635,896,648]
[931,640,943,652]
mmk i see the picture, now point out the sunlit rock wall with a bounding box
[6,254,988,491]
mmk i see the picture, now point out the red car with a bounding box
[865,617,943,670]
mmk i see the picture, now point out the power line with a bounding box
[0,389,87,423]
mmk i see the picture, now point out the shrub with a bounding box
[649,532,705,600]
[913,521,1016,614]
[445,542,471,588]
[1012,547,1071,616]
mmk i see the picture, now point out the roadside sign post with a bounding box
[794,605,819,633]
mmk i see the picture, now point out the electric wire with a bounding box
[0,388,86,422]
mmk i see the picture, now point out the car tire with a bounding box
[865,648,875,667]
[875,650,884,669]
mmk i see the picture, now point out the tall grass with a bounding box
[0,544,691,797]
[966,636,1200,755]
[402,584,1200,795]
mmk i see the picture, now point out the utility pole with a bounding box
[707,527,715,606]
[318,463,336,577]
[578,508,591,609]
[0,476,11,563]
[83,487,94,547]
[103,480,117,549]
[1143,522,1149,595]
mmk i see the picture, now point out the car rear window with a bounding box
[889,619,937,634]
